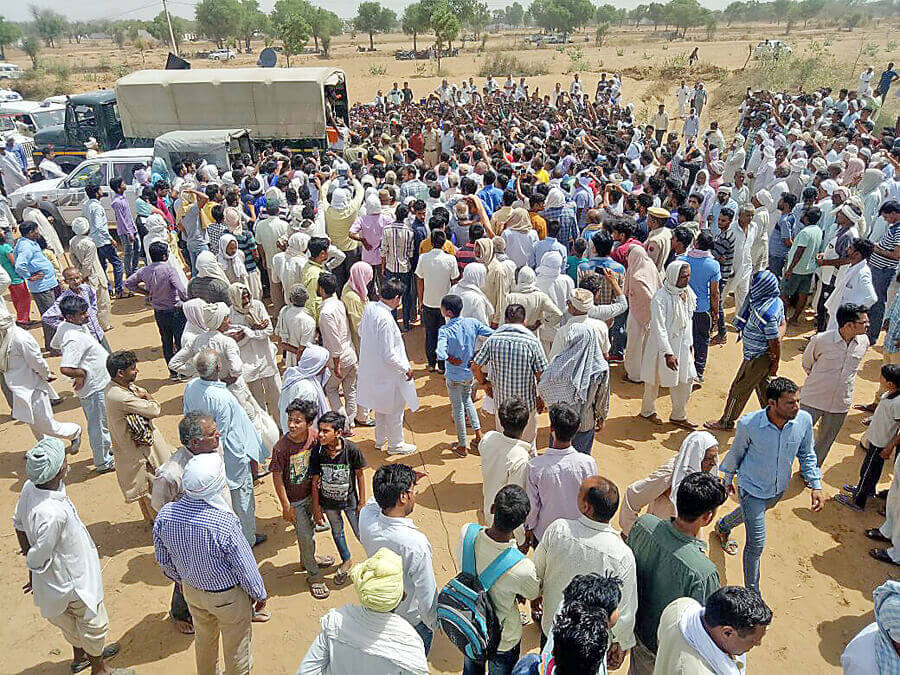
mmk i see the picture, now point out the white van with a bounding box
[0,62,24,80]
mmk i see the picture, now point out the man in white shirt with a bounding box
[254,199,291,314]
[39,147,68,180]
[570,73,582,97]
[533,475,637,669]
[415,229,459,371]
[15,438,124,675]
[316,272,360,431]
[277,285,317,368]
[480,398,532,541]
[676,80,691,118]
[359,463,438,653]
[651,104,669,145]
[56,295,114,472]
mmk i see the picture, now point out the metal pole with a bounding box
[162,0,178,56]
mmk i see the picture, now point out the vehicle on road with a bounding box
[0,100,66,135]
[754,39,791,58]
[0,62,23,80]
[0,115,36,168]
[208,48,236,60]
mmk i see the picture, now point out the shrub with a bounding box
[368,64,386,76]
[477,52,548,77]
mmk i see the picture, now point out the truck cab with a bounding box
[33,90,125,173]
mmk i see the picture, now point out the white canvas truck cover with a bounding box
[116,67,344,140]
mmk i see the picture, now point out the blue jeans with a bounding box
[717,488,783,591]
[869,265,895,344]
[768,254,786,280]
[187,244,210,277]
[386,270,415,329]
[414,621,434,655]
[511,654,539,675]
[230,474,256,546]
[120,234,139,277]
[463,643,521,675]
[97,243,123,295]
[324,507,360,562]
[80,389,112,469]
[571,428,595,454]
[447,378,480,447]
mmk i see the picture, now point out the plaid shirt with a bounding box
[473,324,548,409]
[41,284,105,343]
[381,222,416,273]
[577,258,625,305]
[153,497,267,600]
[542,205,580,248]
[713,227,736,280]
[399,179,429,202]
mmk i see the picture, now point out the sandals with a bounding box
[451,445,468,458]
[334,563,352,585]
[469,437,481,456]
[309,581,330,599]
[172,619,194,635]
[640,413,664,425]
[315,555,336,567]
[354,417,376,427]
[714,523,739,556]
[865,528,892,543]
[704,420,735,432]
[252,609,272,622]
[72,644,121,673]
[670,418,698,431]
[855,403,878,413]
[870,548,900,566]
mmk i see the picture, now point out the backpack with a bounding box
[437,523,525,663]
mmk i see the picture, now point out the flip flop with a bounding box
[865,528,892,543]
[334,568,350,585]
[451,445,468,458]
[670,418,698,430]
[252,609,271,622]
[309,581,330,599]
[71,644,121,673]
[704,421,735,432]
[834,493,863,512]
[714,523,739,555]
[870,548,900,566]
[855,403,878,413]
[640,413,664,425]
[315,555,336,567]
[354,417,376,427]
[470,438,481,455]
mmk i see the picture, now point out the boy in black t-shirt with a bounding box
[310,411,369,583]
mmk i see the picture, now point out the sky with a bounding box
[5,0,739,24]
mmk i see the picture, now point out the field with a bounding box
[1,21,899,675]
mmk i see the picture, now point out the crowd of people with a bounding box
[3,61,900,675]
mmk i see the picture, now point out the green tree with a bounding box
[112,25,125,49]
[467,0,491,37]
[0,16,21,60]
[629,4,649,25]
[354,2,396,51]
[238,0,268,52]
[844,11,862,30]
[22,34,41,67]
[666,0,708,37]
[505,2,525,26]
[771,0,790,24]
[799,0,825,27]
[431,0,460,68]
[307,7,342,53]
[29,5,66,48]
[647,2,667,29]
[277,10,310,64]
[722,1,744,25]
[595,21,610,44]
[403,2,432,51]
[148,11,188,48]
[528,0,594,35]
[596,4,618,25]
[195,0,242,48]
[705,16,717,39]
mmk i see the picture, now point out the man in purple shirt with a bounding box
[110,177,139,277]
[125,241,188,379]
[42,267,109,351]
[524,403,598,547]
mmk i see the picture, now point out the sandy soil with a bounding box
[0,291,892,674]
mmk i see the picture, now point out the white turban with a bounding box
[568,288,594,313]
[330,187,350,211]
[200,302,230,332]
[182,453,231,512]
[71,217,90,236]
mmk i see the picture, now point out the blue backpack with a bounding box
[437,523,525,663]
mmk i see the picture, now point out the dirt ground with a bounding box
[0,291,894,674]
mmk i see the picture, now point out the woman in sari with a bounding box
[278,344,332,433]
[477,237,514,328]
[449,262,494,326]
[188,250,231,305]
[624,245,663,383]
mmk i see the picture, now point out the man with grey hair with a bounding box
[152,412,229,635]
[183,349,266,548]
[276,284,316,368]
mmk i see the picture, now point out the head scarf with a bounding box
[182,453,231,512]
[228,282,267,325]
[535,251,563,280]
[348,261,373,301]
[0,314,14,373]
[475,238,494,265]
[545,187,566,209]
[839,201,863,226]
[457,262,488,296]
[362,189,381,216]
[734,270,781,333]
[670,432,718,508]
[350,547,404,612]
[755,189,774,212]
[539,322,607,406]
[503,207,533,234]
[492,236,507,255]
[151,157,168,180]
[282,345,331,418]
[568,287,594,313]
[330,187,351,211]
[195,250,229,284]
[25,437,66,486]
[709,160,725,176]
[182,298,206,333]
[286,231,309,258]
[200,302,230,332]
[840,156,865,186]
[217,234,246,280]
[145,213,167,239]
[515,266,538,293]
[625,245,663,294]
[874,580,900,675]
[662,260,696,333]
[859,167,884,196]
[71,217,90,236]
[223,206,242,234]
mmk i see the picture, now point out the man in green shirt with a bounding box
[626,471,727,674]
[782,207,824,325]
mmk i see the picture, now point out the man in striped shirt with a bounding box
[866,210,900,344]
[380,203,417,331]
[711,207,736,345]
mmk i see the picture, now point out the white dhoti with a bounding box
[228,377,278,459]
[624,313,648,382]
[880,456,900,562]
[641,380,693,420]
[29,389,82,443]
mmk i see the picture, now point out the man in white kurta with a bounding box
[640,261,697,427]
[357,280,419,455]
[724,207,758,314]
[675,81,691,118]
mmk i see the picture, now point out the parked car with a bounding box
[9,148,152,238]
[0,100,66,135]
[208,48,236,61]
[525,34,543,45]
[545,34,572,44]
[754,40,791,58]
[0,88,22,102]
[0,62,24,80]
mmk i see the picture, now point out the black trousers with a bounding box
[853,443,894,508]
[155,307,187,372]
[421,305,445,368]
[816,282,835,333]
[692,310,712,378]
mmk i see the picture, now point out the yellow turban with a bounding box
[350,547,404,612]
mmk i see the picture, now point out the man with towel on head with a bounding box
[154,452,267,675]
[298,547,429,674]
[14,438,130,675]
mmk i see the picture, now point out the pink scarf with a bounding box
[348,261,373,300]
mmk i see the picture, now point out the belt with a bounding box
[207,585,236,593]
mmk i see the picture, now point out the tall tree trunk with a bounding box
[245,36,251,51]
[413,31,417,51]
[369,31,374,50]
[0,45,5,60]
[314,34,319,51]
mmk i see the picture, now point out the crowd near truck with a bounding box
[32,66,350,172]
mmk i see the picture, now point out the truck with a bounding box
[32,67,350,172]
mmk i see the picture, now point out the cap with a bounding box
[648,206,670,219]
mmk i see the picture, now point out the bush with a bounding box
[368,64,386,76]
[478,52,548,77]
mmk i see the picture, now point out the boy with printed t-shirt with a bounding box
[269,398,335,600]
[310,411,368,584]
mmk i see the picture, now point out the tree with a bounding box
[467,1,491,37]
[666,0,708,37]
[237,0,267,52]
[307,7,341,53]
[705,16,717,39]
[276,10,310,65]
[595,21,609,44]
[112,25,125,49]
[431,0,460,68]
[29,5,66,48]
[506,2,525,26]
[722,1,744,25]
[771,0,790,25]
[629,4,649,25]
[22,35,41,67]
[528,0,595,35]
[195,0,242,48]
[596,4,618,25]
[647,2,667,29]
[403,2,432,50]
[0,16,21,60]
[843,11,862,30]
[147,10,188,48]
[798,0,824,27]
[354,2,396,51]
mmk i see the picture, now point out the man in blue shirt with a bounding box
[715,376,823,591]
[14,221,61,351]
[81,184,125,297]
[528,220,568,272]
[877,61,898,103]
[437,294,493,457]
[3,136,27,170]
[768,192,798,279]
[477,170,503,218]
[680,231,721,383]
[708,185,737,230]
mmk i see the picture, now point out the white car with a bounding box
[0,62,24,80]
[0,115,35,168]
[208,48,236,61]
[10,148,152,233]
[754,40,791,58]
[0,88,22,102]
[0,100,66,134]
